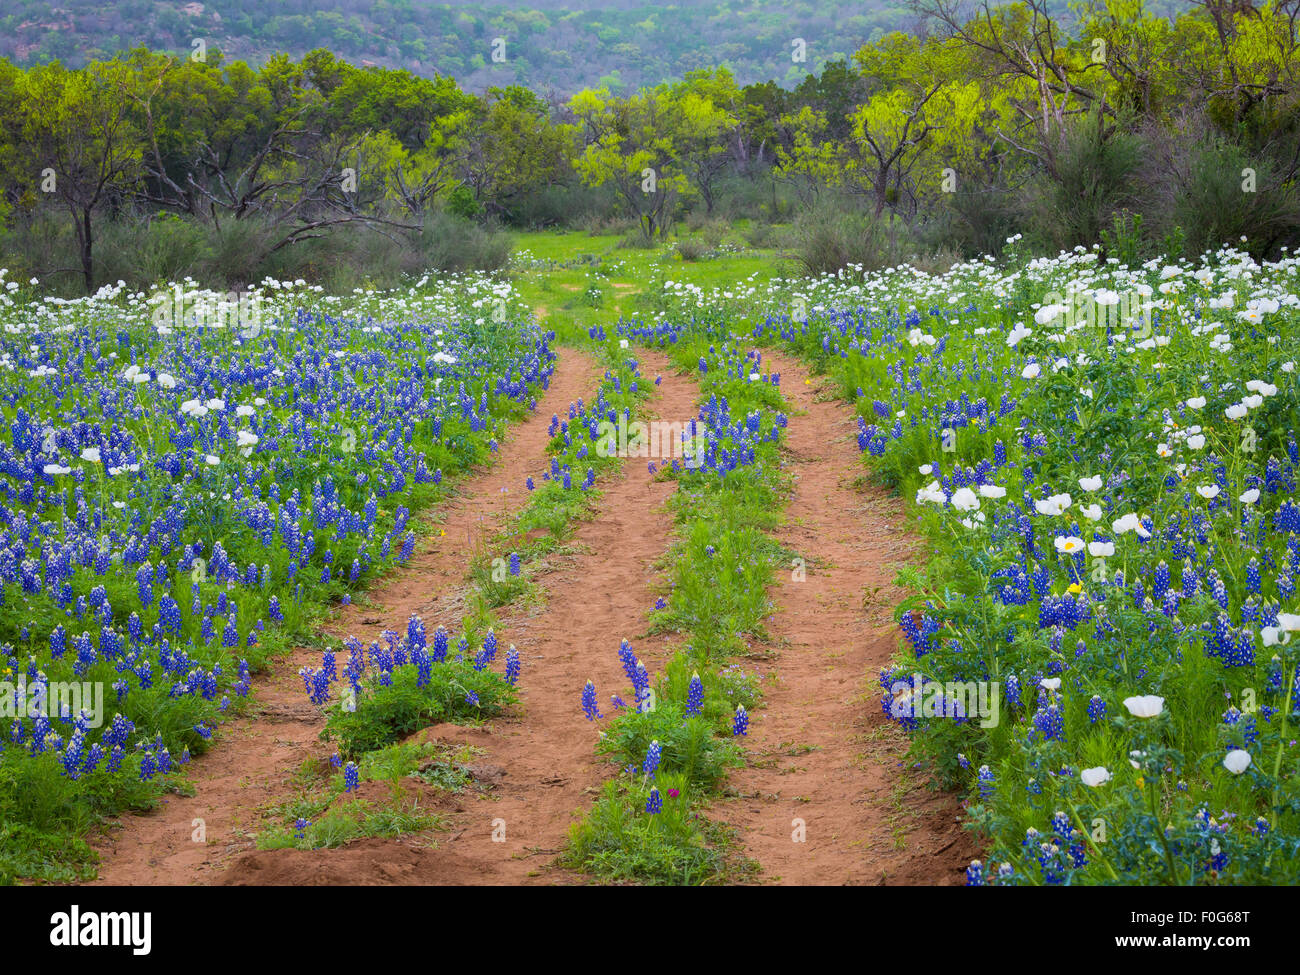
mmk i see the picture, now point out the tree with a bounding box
[669,69,739,213]
[453,86,568,219]
[17,59,141,289]
[569,86,690,238]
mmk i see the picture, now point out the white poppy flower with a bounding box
[1080,767,1111,787]
[951,487,980,512]
[1035,493,1072,516]
[1223,750,1252,775]
[1088,541,1115,557]
[1261,626,1290,647]
[1112,513,1150,538]
[1123,695,1165,718]
[1078,475,1102,492]
[916,480,946,505]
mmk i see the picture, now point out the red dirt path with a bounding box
[719,351,976,885]
[88,344,974,886]
[91,347,697,885]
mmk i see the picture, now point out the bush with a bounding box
[0,206,510,294]
[1024,111,1143,252]
[1164,138,1300,256]
[675,237,708,262]
[411,211,511,274]
[920,181,1020,259]
[95,213,213,285]
[783,201,903,276]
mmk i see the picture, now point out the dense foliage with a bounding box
[1,1,1297,294]
[0,0,933,93]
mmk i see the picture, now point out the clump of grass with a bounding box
[258,798,441,851]
[564,776,728,885]
[324,660,516,758]
[596,701,742,792]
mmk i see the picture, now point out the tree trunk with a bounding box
[72,206,94,292]
[873,179,888,219]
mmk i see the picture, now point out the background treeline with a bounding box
[1,0,1298,294]
[0,0,978,93]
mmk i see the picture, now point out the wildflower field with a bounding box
[0,270,552,879]
[2,234,1299,889]
[633,241,1300,884]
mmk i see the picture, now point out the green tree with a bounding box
[16,59,141,289]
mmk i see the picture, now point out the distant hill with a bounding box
[0,0,932,93]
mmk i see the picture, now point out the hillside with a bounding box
[0,0,928,92]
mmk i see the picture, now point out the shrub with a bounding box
[784,201,902,275]
[1024,111,1143,252]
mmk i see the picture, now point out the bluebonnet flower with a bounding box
[476,629,498,670]
[643,739,662,779]
[685,672,704,716]
[733,704,748,736]
[581,680,602,721]
[1087,695,1106,723]
[1032,703,1065,742]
